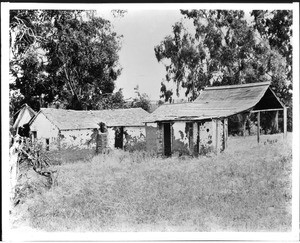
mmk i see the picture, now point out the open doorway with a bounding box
[163,123,171,156]
[45,138,50,151]
[114,127,124,149]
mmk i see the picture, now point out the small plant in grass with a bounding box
[199,144,214,156]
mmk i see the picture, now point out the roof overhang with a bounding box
[145,82,285,123]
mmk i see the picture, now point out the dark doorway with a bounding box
[114,127,124,149]
[163,123,171,156]
[45,138,50,151]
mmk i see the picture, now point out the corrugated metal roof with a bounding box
[32,107,148,130]
[146,82,284,122]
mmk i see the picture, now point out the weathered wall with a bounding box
[30,113,60,150]
[216,119,224,152]
[107,127,115,149]
[146,123,158,153]
[31,115,147,152]
[192,122,199,155]
[199,120,213,147]
[107,126,147,151]
[198,119,224,153]
[156,123,164,156]
[153,118,227,156]
[31,113,98,150]
[124,126,146,151]
[59,129,96,150]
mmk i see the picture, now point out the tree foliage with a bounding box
[129,86,151,112]
[155,9,293,132]
[154,10,291,104]
[251,10,292,80]
[251,10,293,131]
[10,10,124,114]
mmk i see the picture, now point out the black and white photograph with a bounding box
[1,2,299,242]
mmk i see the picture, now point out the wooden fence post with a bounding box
[257,112,260,144]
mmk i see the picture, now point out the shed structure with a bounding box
[145,82,287,156]
[12,104,36,134]
[29,107,148,151]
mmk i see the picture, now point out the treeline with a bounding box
[9,10,151,124]
[155,10,293,132]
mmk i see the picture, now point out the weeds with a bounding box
[11,133,292,232]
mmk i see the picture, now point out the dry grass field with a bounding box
[10,133,292,232]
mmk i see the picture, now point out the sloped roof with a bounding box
[13,104,37,129]
[146,82,285,122]
[31,107,148,130]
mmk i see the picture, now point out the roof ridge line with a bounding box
[156,102,192,106]
[204,81,271,90]
[41,107,146,112]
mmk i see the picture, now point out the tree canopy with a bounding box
[130,85,152,112]
[155,9,293,132]
[10,10,123,114]
[154,10,292,105]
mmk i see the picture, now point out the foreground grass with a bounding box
[11,133,292,232]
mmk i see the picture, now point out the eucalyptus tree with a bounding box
[10,10,123,112]
[155,9,292,132]
[155,10,289,102]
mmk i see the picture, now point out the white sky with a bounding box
[97,8,253,100]
[98,9,186,100]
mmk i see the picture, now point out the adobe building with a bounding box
[29,107,148,151]
[145,82,287,156]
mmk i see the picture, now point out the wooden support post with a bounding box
[257,112,260,144]
[283,106,287,139]
[242,113,248,137]
[215,119,219,153]
[275,110,279,132]
[223,118,228,150]
[188,123,193,155]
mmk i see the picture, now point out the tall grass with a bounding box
[11,133,292,232]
